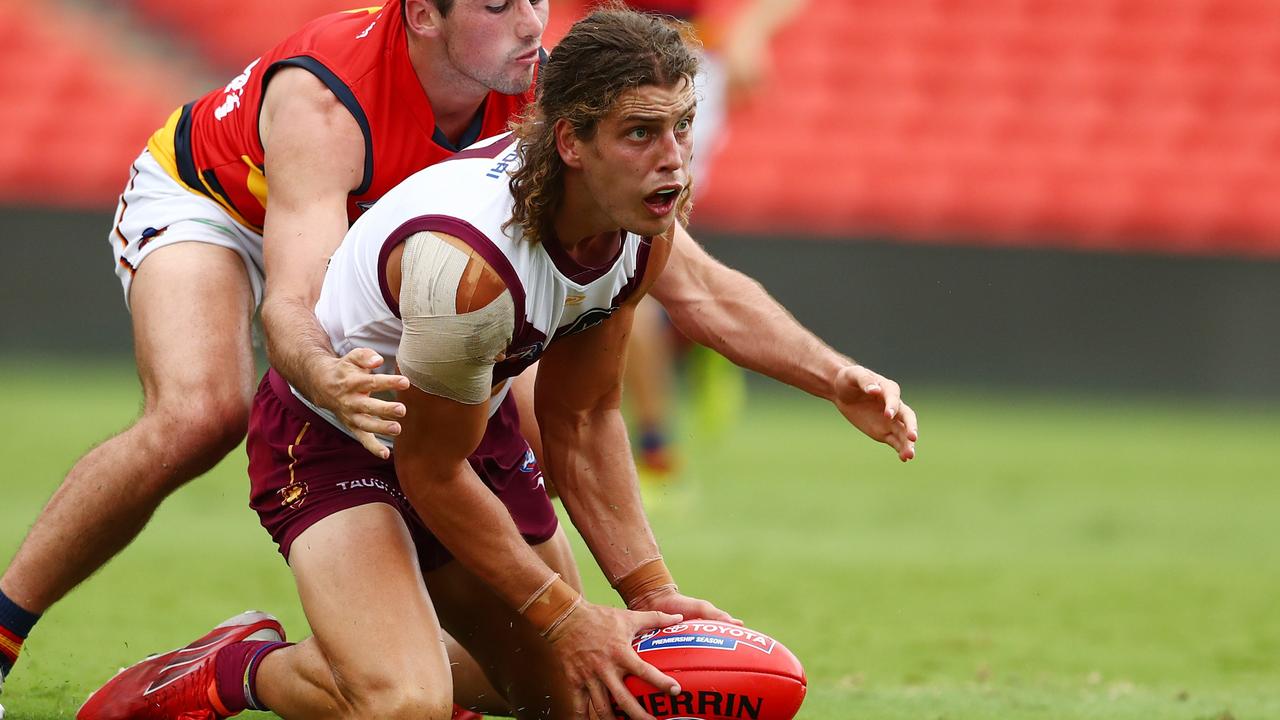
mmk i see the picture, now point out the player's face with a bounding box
[579,80,697,238]
[440,0,547,95]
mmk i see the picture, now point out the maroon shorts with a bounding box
[247,369,558,572]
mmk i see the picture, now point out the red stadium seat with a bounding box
[127,0,367,72]
[695,0,1280,255]
[6,0,1280,256]
[0,2,192,208]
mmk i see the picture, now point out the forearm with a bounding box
[663,269,850,402]
[541,409,661,585]
[261,294,340,406]
[403,458,557,609]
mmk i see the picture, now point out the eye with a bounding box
[486,2,510,13]
[628,127,649,140]
[676,117,693,133]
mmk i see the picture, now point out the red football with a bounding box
[620,620,807,720]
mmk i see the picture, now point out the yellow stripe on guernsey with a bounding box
[146,108,263,231]
[243,156,270,209]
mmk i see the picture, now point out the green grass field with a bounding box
[3,360,1278,719]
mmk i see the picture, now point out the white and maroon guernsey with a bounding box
[293,132,654,442]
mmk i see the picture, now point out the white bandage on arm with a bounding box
[397,231,515,404]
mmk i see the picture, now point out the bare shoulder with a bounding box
[626,226,677,303]
[260,66,364,154]
[258,65,365,199]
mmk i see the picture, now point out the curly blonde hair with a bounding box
[507,4,702,245]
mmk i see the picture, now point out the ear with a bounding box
[554,118,585,170]
[403,0,444,39]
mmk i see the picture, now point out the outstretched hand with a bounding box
[315,348,410,459]
[832,365,919,462]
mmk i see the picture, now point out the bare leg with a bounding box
[445,634,509,715]
[0,243,256,611]
[424,526,583,719]
[625,296,676,472]
[254,504,455,720]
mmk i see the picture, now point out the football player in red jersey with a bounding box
[0,0,916,714]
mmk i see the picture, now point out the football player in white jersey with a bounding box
[79,9,842,720]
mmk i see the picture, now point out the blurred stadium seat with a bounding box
[695,0,1280,256]
[0,2,192,209]
[126,0,360,72]
[3,0,1278,256]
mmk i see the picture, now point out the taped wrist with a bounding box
[519,573,582,637]
[612,557,678,608]
[397,231,514,404]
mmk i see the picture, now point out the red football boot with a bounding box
[452,706,484,720]
[78,611,284,720]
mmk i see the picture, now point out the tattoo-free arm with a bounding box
[651,224,847,401]
[259,67,408,458]
[651,224,919,460]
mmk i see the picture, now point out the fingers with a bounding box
[888,401,918,462]
[885,422,916,462]
[587,678,617,720]
[876,382,902,421]
[346,412,401,437]
[339,349,410,392]
[345,347,385,370]
[344,394,406,423]
[353,429,391,460]
[695,601,742,626]
[625,653,680,698]
[356,372,411,395]
[633,611,683,634]
[604,673,653,720]
[897,401,920,443]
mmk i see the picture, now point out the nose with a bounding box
[656,129,685,175]
[515,0,546,42]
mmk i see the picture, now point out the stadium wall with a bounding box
[5,208,1278,399]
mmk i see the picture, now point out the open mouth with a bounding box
[643,187,681,216]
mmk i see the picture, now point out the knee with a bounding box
[142,390,251,469]
[337,670,453,720]
[346,686,453,720]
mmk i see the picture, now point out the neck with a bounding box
[404,32,490,143]
[553,171,620,255]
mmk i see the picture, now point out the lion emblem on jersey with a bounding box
[278,481,308,509]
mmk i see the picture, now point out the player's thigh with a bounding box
[128,241,257,415]
[423,527,580,715]
[289,503,452,702]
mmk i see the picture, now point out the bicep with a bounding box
[534,303,637,419]
[260,67,365,305]
[395,383,491,473]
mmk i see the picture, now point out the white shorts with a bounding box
[109,149,265,309]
